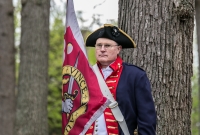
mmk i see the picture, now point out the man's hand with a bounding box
[62,98,73,113]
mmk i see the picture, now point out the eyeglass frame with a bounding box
[95,44,119,50]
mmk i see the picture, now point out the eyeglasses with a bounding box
[95,44,118,50]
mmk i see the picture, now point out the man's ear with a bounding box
[118,45,122,51]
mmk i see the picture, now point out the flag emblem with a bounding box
[62,50,89,134]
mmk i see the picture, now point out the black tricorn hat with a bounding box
[85,24,136,48]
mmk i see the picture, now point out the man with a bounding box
[85,24,156,135]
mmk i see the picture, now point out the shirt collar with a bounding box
[97,55,123,72]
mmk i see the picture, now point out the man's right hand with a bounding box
[62,98,73,113]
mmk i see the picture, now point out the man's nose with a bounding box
[100,45,106,51]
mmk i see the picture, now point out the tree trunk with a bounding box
[118,0,194,134]
[15,0,50,134]
[195,0,200,134]
[0,0,15,135]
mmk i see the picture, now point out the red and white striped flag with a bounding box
[62,0,110,134]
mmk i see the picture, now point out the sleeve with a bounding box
[135,73,157,135]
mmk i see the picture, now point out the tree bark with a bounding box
[195,0,200,134]
[0,0,15,135]
[118,0,194,134]
[15,0,50,134]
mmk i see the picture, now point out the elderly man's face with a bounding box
[95,38,122,68]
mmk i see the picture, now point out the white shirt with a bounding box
[93,66,113,135]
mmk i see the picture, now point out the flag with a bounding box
[62,0,110,135]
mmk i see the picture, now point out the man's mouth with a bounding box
[99,55,107,57]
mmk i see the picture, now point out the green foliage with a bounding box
[48,17,64,135]
[87,47,96,65]
[14,0,21,84]
[191,68,200,135]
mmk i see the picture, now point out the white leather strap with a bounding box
[93,64,130,135]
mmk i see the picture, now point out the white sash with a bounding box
[93,64,130,135]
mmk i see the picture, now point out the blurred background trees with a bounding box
[0,0,15,134]
[15,0,50,135]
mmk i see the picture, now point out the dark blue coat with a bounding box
[116,63,156,135]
